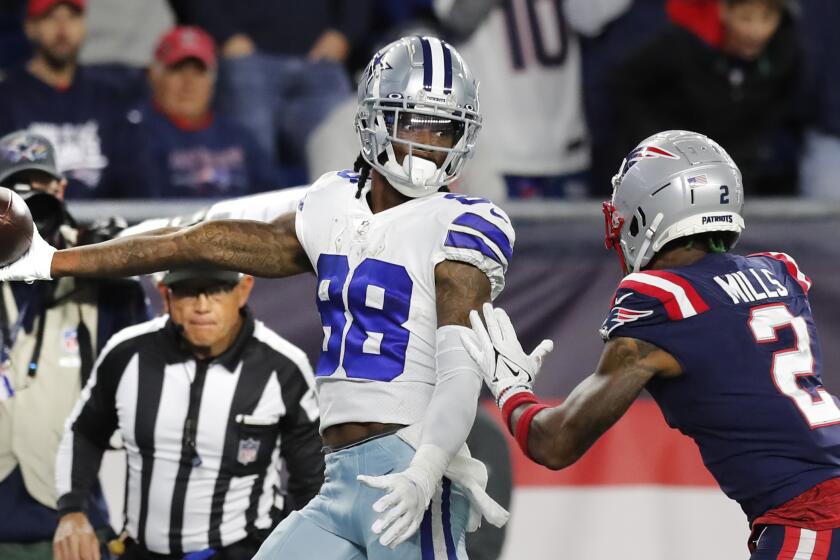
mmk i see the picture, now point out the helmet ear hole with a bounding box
[629,216,639,237]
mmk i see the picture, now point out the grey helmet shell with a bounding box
[355,36,482,198]
[604,130,745,273]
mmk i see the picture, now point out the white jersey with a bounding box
[453,1,588,196]
[296,170,515,430]
[436,0,629,199]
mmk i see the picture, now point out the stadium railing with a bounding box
[66,197,840,226]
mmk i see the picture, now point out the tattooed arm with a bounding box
[512,337,682,470]
[51,212,312,279]
[435,260,492,327]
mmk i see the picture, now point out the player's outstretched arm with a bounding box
[50,212,311,279]
[521,337,679,469]
[463,305,680,470]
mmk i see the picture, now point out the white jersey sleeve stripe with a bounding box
[769,252,813,292]
[444,230,506,266]
[624,272,699,318]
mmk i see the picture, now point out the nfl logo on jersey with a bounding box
[237,437,260,465]
[62,328,79,353]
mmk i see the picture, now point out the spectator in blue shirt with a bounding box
[0,0,147,199]
[136,26,282,198]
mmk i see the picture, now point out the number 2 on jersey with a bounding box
[315,254,412,382]
[749,304,840,428]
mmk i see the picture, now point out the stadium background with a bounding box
[2,0,839,557]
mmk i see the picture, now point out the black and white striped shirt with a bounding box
[55,309,324,555]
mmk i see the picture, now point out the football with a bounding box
[0,187,34,267]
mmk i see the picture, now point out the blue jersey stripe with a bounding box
[419,36,433,92]
[453,213,513,261]
[445,231,503,265]
[420,507,434,559]
[442,42,453,93]
[441,479,457,559]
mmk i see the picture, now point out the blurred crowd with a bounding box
[0,0,836,202]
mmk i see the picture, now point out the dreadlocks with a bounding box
[353,153,372,199]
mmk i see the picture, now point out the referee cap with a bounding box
[161,268,242,286]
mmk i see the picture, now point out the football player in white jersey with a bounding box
[0,37,522,558]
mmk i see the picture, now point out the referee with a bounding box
[52,268,324,560]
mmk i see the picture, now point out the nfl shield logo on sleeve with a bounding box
[237,438,260,465]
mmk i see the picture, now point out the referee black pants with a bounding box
[119,531,270,560]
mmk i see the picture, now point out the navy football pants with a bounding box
[751,526,840,559]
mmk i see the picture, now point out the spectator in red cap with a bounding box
[0,0,148,199]
[131,26,284,198]
[27,0,85,19]
[152,26,218,127]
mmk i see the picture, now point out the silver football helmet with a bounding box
[603,130,745,274]
[354,36,481,198]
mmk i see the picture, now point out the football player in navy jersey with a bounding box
[463,130,840,559]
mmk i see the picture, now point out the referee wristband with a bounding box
[515,403,549,460]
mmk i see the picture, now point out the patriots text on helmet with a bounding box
[702,215,734,225]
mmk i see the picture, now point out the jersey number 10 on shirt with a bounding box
[315,254,412,382]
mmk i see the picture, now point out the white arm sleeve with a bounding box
[417,325,484,460]
[118,186,308,237]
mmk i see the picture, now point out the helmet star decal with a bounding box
[3,137,50,164]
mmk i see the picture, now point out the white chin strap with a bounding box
[631,212,664,272]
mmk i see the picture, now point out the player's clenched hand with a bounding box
[0,225,56,282]
[358,452,441,550]
[53,512,100,560]
[461,303,553,408]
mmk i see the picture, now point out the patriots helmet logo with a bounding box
[618,145,680,182]
[599,305,654,339]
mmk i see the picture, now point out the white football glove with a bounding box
[461,303,553,409]
[357,444,447,549]
[0,226,56,282]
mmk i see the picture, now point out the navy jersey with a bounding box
[135,103,281,198]
[0,67,147,199]
[600,252,840,521]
